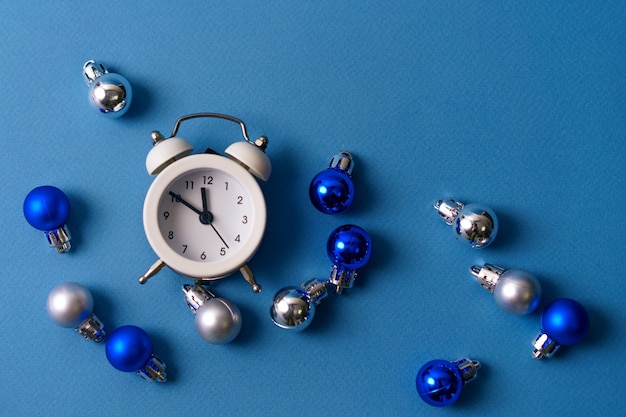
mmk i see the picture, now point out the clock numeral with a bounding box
[234,234,241,243]
[203,176,213,185]
[182,245,188,254]
[225,181,229,191]
[163,211,169,220]
[168,231,174,239]
[220,247,226,256]
[200,251,207,260]
[237,195,244,205]
[185,180,194,190]
[242,215,248,224]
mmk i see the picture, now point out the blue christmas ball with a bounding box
[309,169,355,214]
[416,360,463,407]
[105,325,153,372]
[326,224,372,270]
[23,186,70,231]
[541,298,590,346]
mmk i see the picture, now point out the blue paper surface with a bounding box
[1,1,624,416]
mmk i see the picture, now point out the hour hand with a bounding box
[201,187,228,248]
[169,191,202,215]
[199,188,214,225]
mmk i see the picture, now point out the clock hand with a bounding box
[199,187,213,224]
[200,187,229,249]
[169,191,202,215]
[201,187,209,213]
[210,224,230,249]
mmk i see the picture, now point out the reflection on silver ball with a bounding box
[46,282,93,328]
[270,287,314,331]
[89,76,131,115]
[92,83,125,110]
[494,270,541,315]
[83,60,132,117]
[195,298,242,344]
[453,204,498,249]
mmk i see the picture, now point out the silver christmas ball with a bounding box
[83,60,132,117]
[194,298,242,344]
[494,270,541,315]
[46,282,94,328]
[453,203,498,249]
[270,287,315,331]
[89,76,131,115]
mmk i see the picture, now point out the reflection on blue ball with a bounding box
[541,298,590,346]
[105,325,153,372]
[23,186,70,231]
[326,224,372,270]
[416,360,463,407]
[309,169,354,214]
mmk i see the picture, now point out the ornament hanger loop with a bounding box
[169,112,256,146]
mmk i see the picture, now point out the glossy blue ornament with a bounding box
[105,325,166,382]
[327,224,372,270]
[532,298,590,359]
[416,358,481,407]
[83,60,132,117]
[309,151,355,214]
[327,224,372,293]
[23,185,72,253]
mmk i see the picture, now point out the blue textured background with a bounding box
[1,1,624,416]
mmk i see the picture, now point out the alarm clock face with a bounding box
[143,154,266,279]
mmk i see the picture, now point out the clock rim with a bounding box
[143,153,267,280]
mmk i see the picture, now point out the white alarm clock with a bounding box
[139,113,271,293]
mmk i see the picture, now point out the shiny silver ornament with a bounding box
[83,60,132,117]
[46,282,106,342]
[435,198,498,249]
[270,279,328,331]
[470,264,541,315]
[183,284,241,344]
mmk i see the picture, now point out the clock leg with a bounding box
[240,264,262,293]
[139,259,166,284]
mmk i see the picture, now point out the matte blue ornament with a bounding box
[309,151,355,214]
[532,298,590,359]
[105,325,166,382]
[23,185,72,253]
[416,358,481,407]
[83,60,132,117]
